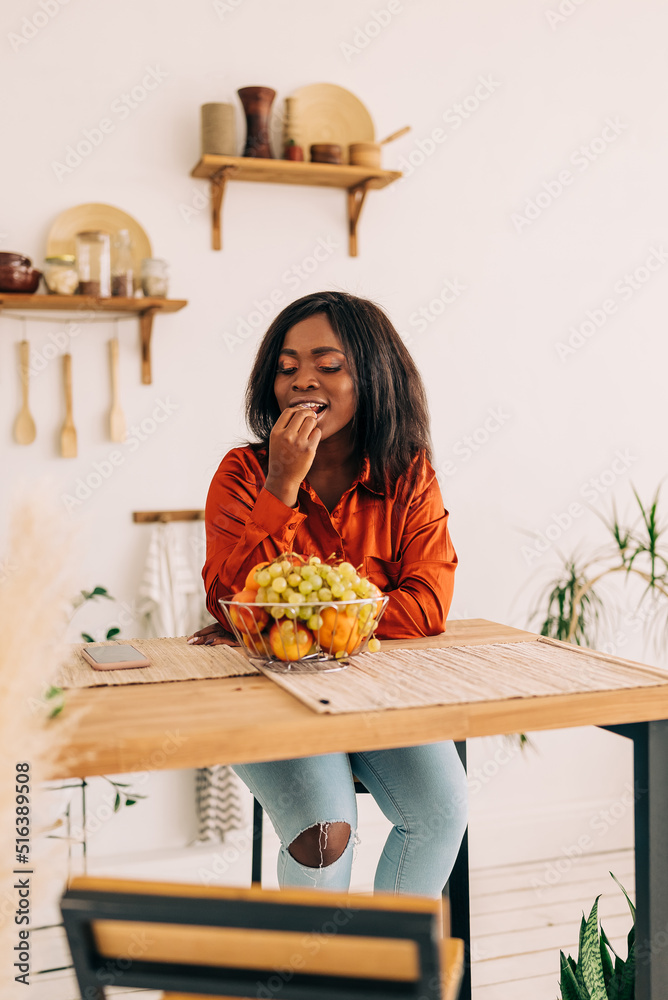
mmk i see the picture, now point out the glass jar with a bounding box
[75,230,111,297]
[43,255,79,295]
[111,229,135,297]
[141,258,169,298]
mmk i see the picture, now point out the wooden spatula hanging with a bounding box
[109,334,126,442]
[13,339,36,445]
[60,353,77,458]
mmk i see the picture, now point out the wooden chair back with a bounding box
[61,876,463,1000]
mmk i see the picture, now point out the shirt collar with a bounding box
[356,455,385,495]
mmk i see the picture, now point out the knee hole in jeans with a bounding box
[288,822,351,868]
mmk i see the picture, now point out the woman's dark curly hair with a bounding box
[244,291,432,492]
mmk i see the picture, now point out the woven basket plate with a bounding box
[47,203,152,276]
[287,83,375,164]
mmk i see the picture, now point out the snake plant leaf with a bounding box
[610,872,636,921]
[617,941,634,1000]
[574,916,589,994]
[581,896,607,1000]
[600,929,614,989]
[601,924,620,960]
[560,951,588,1000]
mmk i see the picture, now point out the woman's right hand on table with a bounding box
[264,404,321,507]
[187,622,240,646]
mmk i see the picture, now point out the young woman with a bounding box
[189,291,468,897]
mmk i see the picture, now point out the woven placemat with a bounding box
[57,637,258,689]
[260,636,668,714]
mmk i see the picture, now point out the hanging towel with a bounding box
[136,519,245,843]
[137,521,200,638]
[193,765,246,845]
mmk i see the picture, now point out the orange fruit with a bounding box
[244,560,270,592]
[316,607,361,654]
[268,621,313,661]
[242,629,270,654]
[229,589,269,633]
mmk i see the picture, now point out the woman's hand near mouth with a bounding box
[264,403,322,507]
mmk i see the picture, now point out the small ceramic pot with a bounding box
[349,142,382,168]
[310,143,343,164]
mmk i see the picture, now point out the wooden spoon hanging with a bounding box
[60,353,77,458]
[109,337,126,442]
[379,125,411,144]
[13,340,36,445]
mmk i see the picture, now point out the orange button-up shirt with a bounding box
[203,446,457,639]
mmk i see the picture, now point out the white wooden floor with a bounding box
[31,845,635,999]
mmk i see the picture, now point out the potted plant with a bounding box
[531,486,668,654]
[559,874,635,999]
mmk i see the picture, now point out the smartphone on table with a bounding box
[81,644,150,670]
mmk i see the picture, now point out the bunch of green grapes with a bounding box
[248,553,384,652]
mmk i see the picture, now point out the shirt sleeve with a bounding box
[202,449,307,624]
[375,467,458,640]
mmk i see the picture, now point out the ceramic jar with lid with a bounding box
[141,258,169,298]
[43,255,79,295]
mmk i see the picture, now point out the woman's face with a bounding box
[274,313,357,442]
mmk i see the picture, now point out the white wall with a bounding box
[4,0,666,871]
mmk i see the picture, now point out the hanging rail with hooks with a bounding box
[133,510,205,523]
[0,294,188,384]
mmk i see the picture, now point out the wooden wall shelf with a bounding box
[190,155,402,256]
[0,294,187,384]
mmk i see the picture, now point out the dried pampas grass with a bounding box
[0,490,80,994]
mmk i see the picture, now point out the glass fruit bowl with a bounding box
[218,595,389,673]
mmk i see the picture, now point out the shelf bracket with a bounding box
[347,181,371,257]
[139,307,159,385]
[211,166,234,251]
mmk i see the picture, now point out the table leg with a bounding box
[251,797,263,885]
[631,720,668,999]
[448,740,471,1000]
[603,721,668,999]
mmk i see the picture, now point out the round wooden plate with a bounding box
[286,84,375,164]
[46,203,152,275]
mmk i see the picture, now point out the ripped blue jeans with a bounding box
[232,740,468,898]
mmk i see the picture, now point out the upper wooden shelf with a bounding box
[0,294,187,384]
[190,155,402,256]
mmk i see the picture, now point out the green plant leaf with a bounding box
[81,632,95,643]
[581,897,607,1000]
[113,792,121,812]
[125,798,136,806]
[575,916,589,994]
[618,941,634,1000]
[48,703,64,719]
[610,872,636,922]
[106,627,120,639]
[91,586,111,598]
[600,927,614,989]
[600,924,620,960]
[560,951,588,1000]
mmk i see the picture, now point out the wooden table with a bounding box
[51,619,668,999]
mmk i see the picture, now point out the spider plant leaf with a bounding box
[560,951,588,1000]
[581,896,607,1000]
[106,627,120,639]
[610,872,636,921]
[113,792,121,812]
[81,632,95,643]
